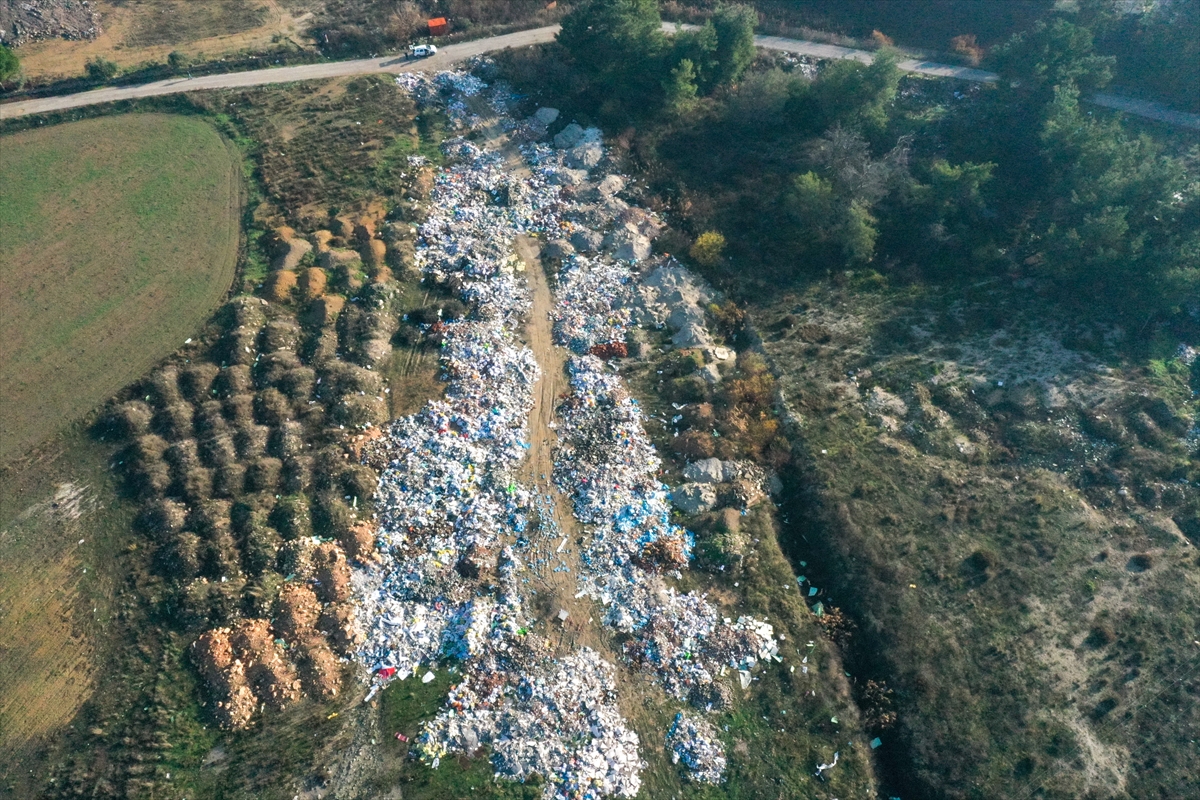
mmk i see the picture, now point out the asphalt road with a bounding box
[3,22,1197,131]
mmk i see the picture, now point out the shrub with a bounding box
[318,361,383,398]
[165,439,201,475]
[242,523,282,577]
[255,350,301,388]
[216,365,253,397]
[202,532,242,579]
[134,460,172,499]
[158,402,195,440]
[282,456,313,494]
[243,571,284,617]
[246,457,283,493]
[675,429,716,459]
[161,532,202,578]
[85,57,118,81]
[180,363,220,403]
[234,422,270,460]
[148,367,182,407]
[313,492,355,539]
[261,318,302,353]
[109,400,154,439]
[255,388,293,427]
[225,393,256,426]
[271,495,313,540]
[340,464,378,504]
[689,231,727,267]
[181,467,214,503]
[195,400,231,436]
[202,432,239,468]
[278,366,316,401]
[269,421,306,460]
[950,33,984,66]
[214,462,247,499]
[137,499,189,542]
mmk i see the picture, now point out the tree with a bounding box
[167,51,190,72]
[990,18,1113,100]
[558,0,667,108]
[664,58,699,114]
[787,48,901,136]
[711,3,757,87]
[0,44,19,85]
[671,20,719,92]
[85,56,119,81]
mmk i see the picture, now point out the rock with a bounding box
[550,168,589,187]
[597,174,626,197]
[543,239,576,260]
[570,228,604,253]
[613,235,652,262]
[706,346,734,362]
[697,363,722,384]
[672,323,712,349]
[667,302,706,331]
[554,123,586,149]
[720,460,743,482]
[567,142,604,169]
[866,387,908,418]
[672,483,717,515]
[272,238,312,272]
[684,458,725,484]
[533,107,560,125]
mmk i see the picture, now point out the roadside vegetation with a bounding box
[0,113,241,463]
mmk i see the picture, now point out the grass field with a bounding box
[0,112,241,464]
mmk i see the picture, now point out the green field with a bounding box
[0,113,241,464]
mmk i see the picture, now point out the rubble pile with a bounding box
[419,648,642,798]
[666,711,727,784]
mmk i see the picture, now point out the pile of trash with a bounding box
[666,711,727,784]
[419,648,643,798]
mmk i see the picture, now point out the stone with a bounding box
[697,363,722,384]
[550,168,589,187]
[672,483,717,515]
[597,174,626,197]
[567,142,604,169]
[672,323,711,349]
[542,239,576,260]
[667,302,706,331]
[684,458,725,484]
[706,346,733,361]
[553,123,585,149]
[570,228,604,253]
[533,107,560,125]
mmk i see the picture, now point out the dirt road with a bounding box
[7,22,1198,130]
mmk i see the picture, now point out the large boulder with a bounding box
[667,302,706,331]
[554,123,586,149]
[534,107,560,125]
[684,458,725,484]
[672,483,717,515]
[550,167,589,187]
[567,142,604,170]
[597,174,626,197]
[570,228,604,253]
[672,323,712,349]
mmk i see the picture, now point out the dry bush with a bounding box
[297,636,342,698]
[242,522,282,577]
[283,456,313,494]
[234,422,270,460]
[333,394,388,428]
[214,462,247,499]
[180,363,220,403]
[225,393,256,425]
[317,602,359,655]
[195,400,231,436]
[306,328,341,364]
[255,388,293,426]
[159,531,203,578]
[261,318,302,353]
[312,542,351,603]
[300,267,328,301]
[274,583,320,641]
[246,457,283,493]
[870,29,894,47]
[193,499,233,540]
[340,464,378,503]
[256,350,301,388]
[148,367,182,407]
[270,421,306,460]
[271,494,312,540]
[110,400,154,439]
[216,364,254,397]
[158,402,195,441]
[132,432,170,462]
[318,361,383,399]
[182,466,214,503]
[134,459,173,499]
[278,366,316,402]
[950,33,983,66]
[202,432,239,468]
[202,532,242,579]
[137,498,189,541]
[265,270,298,303]
[674,429,717,459]
[165,438,201,475]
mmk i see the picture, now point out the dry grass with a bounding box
[0,113,240,464]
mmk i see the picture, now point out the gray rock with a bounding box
[672,483,717,515]
[554,123,586,149]
[543,239,576,260]
[567,142,604,169]
[534,107,560,125]
[667,302,706,331]
[672,323,712,349]
[597,174,626,197]
[550,167,589,187]
[570,228,603,253]
[684,458,725,484]
[697,363,722,384]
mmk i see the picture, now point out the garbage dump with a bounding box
[666,711,728,784]
[347,59,780,795]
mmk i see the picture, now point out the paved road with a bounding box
[3,22,1197,131]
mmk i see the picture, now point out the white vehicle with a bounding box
[409,44,438,58]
